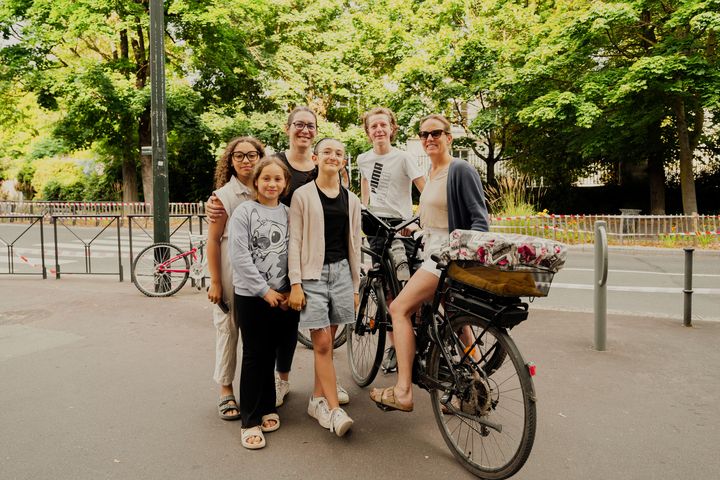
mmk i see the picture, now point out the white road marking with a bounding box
[563,267,720,278]
[551,282,720,295]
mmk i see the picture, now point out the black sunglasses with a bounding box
[419,129,447,140]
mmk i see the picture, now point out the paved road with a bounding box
[3,221,718,322]
[534,247,720,322]
[0,222,198,277]
[1,276,720,479]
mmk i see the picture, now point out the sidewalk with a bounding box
[1,276,719,479]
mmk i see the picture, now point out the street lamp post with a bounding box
[149,0,169,244]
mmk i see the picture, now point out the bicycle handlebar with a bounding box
[361,205,420,237]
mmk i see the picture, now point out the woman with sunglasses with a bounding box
[207,136,263,421]
[369,114,489,413]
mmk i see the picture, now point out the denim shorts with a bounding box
[420,229,447,278]
[299,259,355,330]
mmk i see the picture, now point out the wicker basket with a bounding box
[448,261,555,297]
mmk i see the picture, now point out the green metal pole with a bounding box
[150,0,169,244]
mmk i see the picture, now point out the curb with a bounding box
[568,244,720,257]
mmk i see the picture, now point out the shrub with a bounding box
[485,174,543,217]
[42,179,85,201]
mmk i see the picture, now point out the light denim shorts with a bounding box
[420,229,447,278]
[299,259,355,330]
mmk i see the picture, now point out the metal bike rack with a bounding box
[594,221,608,351]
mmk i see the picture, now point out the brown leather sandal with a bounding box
[369,386,414,412]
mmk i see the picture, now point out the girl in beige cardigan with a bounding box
[288,138,361,436]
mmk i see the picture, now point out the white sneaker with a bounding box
[336,383,350,405]
[329,407,353,437]
[307,396,331,429]
[275,376,290,407]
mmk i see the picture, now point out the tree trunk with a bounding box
[139,107,153,203]
[132,19,151,203]
[486,159,497,186]
[647,152,666,214]
[122,156,139,203]
[671,96,698,214]
[647,123,665,214]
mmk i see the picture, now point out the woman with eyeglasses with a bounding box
[207,136,264,421]
[370,114,489,413]
[271,106,323,408]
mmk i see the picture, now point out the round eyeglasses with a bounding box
[232,151,260,162]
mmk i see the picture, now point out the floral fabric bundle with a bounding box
[439,230,567,273]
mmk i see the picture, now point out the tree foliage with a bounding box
[1,0,718,211]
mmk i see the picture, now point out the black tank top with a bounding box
[275,151,317,207]
[316,182,349,264]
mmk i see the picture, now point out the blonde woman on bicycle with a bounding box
[370,115,489,412]
[207,136,263,420]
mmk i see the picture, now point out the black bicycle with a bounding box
[347,208,422,385]
[297,325,347,350]
[349,208,541,479]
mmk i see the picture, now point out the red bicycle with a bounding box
[132,234,207,297]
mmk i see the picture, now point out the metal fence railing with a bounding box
[489,214,720,246]
[2,207,718,280]
[0,214,47,278]
[0,201,204,218]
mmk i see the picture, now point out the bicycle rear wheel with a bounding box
[428,315,536,479]
[132,243,189,297]
[347,277,386,387]
[297,325,348,350]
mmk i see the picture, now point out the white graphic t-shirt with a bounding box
[357,147,422,218]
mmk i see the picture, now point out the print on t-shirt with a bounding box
[249,207,288,289]
[369,162,391,197]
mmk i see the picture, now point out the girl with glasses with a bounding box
[207,136,264,421]
[369,114,490,413]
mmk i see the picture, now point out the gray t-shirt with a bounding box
[229,201,290,297]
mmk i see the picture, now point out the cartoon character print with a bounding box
[249,208,288,286]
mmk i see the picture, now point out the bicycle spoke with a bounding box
[429,315,536,479]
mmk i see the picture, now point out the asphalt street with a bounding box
[1,275,719,480]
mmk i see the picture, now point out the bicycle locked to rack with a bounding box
[131,233,208,297]
[349,206,568,480]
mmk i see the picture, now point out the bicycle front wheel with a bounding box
[132,243,190,297]
[297,325,348,350]
[428,315,536,479]
[347,277,386,387]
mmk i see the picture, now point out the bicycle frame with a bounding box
[155,246,198,274]
[361,207,421,299]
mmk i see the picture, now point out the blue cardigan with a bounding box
[447,159,490,232]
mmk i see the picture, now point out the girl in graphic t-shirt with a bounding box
[229,157,299,450]
[287,138,361,437]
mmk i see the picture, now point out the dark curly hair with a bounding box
[214,136,265,189]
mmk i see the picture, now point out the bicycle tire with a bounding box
[297,325,348,350]
[132,243,190,297]
[428,315,536,480]
[347,277,386,387]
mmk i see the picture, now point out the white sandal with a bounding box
[261,413,280,433]
[241,426,266,450]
